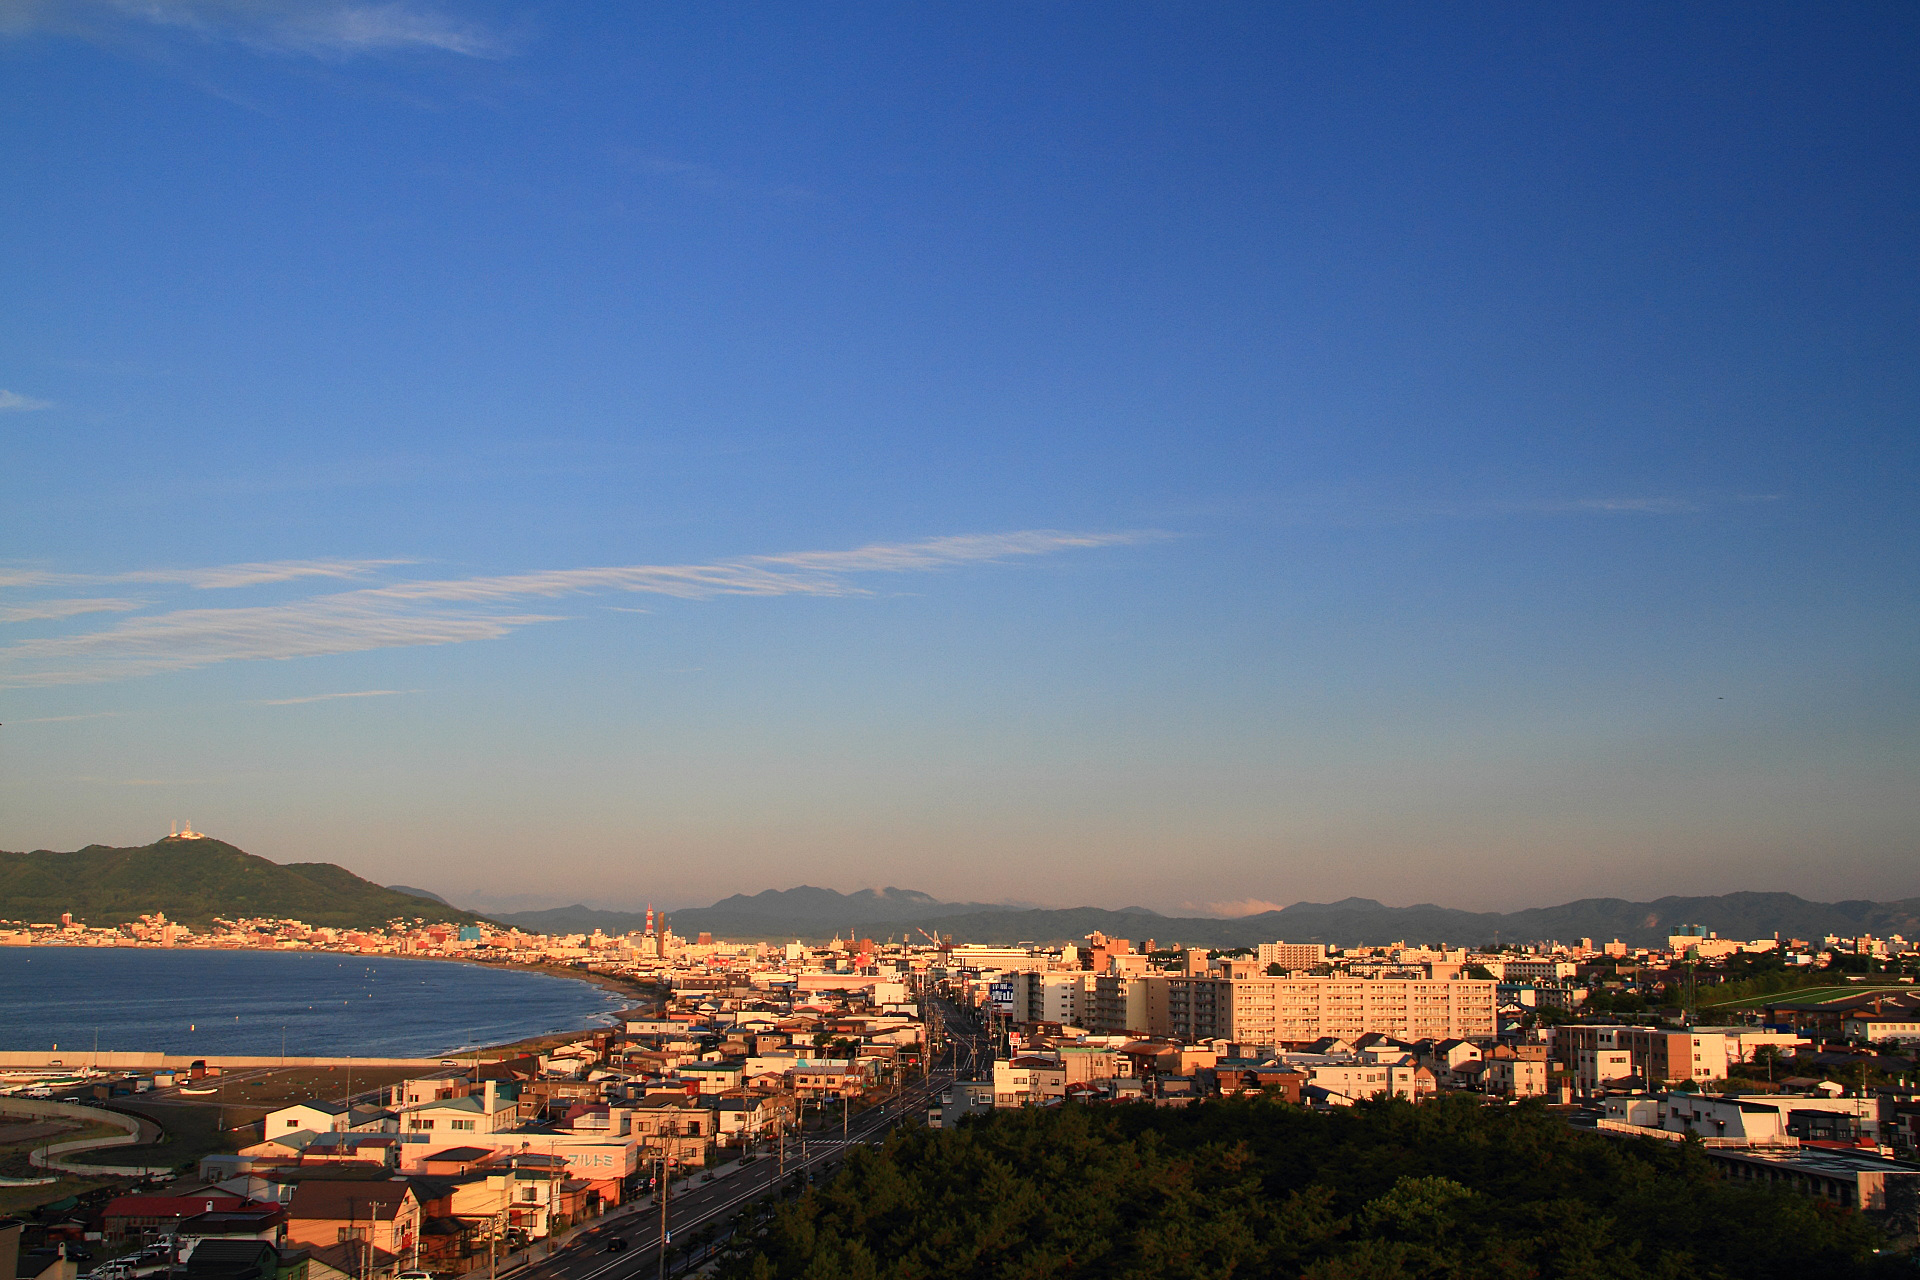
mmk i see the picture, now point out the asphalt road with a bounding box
[516,1002,983,1280]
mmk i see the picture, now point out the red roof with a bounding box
[103,1195,253,1220]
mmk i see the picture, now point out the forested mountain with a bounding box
[0,837,489,929]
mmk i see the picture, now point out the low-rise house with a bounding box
[298,1134,402,1168]
[412,1146,497,1177]
[1214,1060,1308,1101]
[1845,1015,1920,1044]
[176,1208,287,1253]
[790,1065,863,1101]
[992,1057,1067,1108]
[1484,1051,1549,1099]
[710,1094,783,1146]
[182,1240,281,1280]
[102,1195,258,1243]
[1292,1056,1435,1105]
[263,1104,349,1137]
[625,1097,714,1166]
[395,1070,471,1108]
[240,1130,323,1162]
[676,1063,743,1095]
[1422,1038,1484,1080]
[445,1155,589,1239]
[398,1082,518,1140]
[283,1181,422,1267]
[344,1107,398,1134]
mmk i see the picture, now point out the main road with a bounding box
[515,992,986,1280]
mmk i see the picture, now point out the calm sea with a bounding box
[0,947,630,1058]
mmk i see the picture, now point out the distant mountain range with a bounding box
[486,884,1920,948]
[0,838,489,930]
[12,838,1917,950]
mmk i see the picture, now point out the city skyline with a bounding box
[2,4,1917,914]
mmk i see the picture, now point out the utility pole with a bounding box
[655,1152,671,1280]
[489,1173,507,1280]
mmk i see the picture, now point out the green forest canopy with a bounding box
[727,1095,1902,1280]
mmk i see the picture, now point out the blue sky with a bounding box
[2,2,1915,915]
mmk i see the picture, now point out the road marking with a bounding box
[526,1079,950,1280]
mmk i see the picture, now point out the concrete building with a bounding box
[1552,1026,1729,1088]
[1255,942,1329,972]
[1484,1050,1549,1099]
[1705,1145,1920,1212]
[1287,1055,1436,1105]
[992,1057,1067,1108]
[1090,975,1151,1036]
[1012,973,1090,1026]
[1661,1092,1881,1144]
[1177,976,1497,1042]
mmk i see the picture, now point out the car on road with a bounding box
[396,1269,435,1279]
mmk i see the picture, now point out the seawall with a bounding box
[0,1051,488,1070]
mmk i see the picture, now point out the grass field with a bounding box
[92,1099,247,1172]
[0,1113,125,1215]
[212,1063,422,1106]
[1702,983,1910,1009]
[90,1063,425,1172]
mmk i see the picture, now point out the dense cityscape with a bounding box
[5,875,1920,1278]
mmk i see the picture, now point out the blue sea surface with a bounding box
[0,947,630,1057]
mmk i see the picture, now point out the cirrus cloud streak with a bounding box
[0,530,1154,687]
[0,0,506,59]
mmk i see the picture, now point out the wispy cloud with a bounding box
[0,390,52,411]
[1192,898,1290,918]
[0,0,507,59]
[71,775,208,786]
[1403,496,1711,520]
[258,689,416,706]
[1548,497,1704,515]
[0,530,1155,687]
[12,711,123,724]
[0,598,143,624]
[0,558,409,590]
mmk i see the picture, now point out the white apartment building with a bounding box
[1013,972,1091,1025]
[1256,942,1329,971]
[1217,976,1497,1042]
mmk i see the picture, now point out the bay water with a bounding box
[0,947,630,1058]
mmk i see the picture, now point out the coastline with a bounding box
[450,956,664,1054]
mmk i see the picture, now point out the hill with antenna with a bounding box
[0,834,490,930]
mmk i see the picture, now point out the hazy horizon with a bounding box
[3,5,1916,915]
